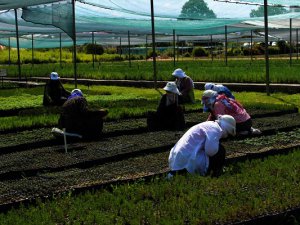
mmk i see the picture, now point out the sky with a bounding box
[83,0,259,19]
[152,0,260,18]
[205,1,258,18]
[146,0,259,18]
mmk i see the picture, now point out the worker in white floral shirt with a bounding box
[168,115,236,178]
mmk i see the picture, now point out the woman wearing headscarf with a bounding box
[58,89,108,139]
[43,72,70,106]
[201,90,261,135]
[172,68,195,104]
[204,82,235,99]
[147,82,185,131]
[168,115,236,178]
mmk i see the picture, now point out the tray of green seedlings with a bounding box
[2,56,300,84]
[0,83,297,133]
[1,103,299,160]
[1,116,300,182]
[1,96,295,223]
[0,84,299,156]
[2,87,299,178]
[0,147,299,225]
[1,114,300,208]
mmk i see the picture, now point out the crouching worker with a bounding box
[56,89,108,139]
[168,115,236,178]
[204,82,235,99]
[201,90,261,135]
[172,68,195,104]
[147,82,185,131]
[43,72,70,106]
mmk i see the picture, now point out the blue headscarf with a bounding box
[68,89,83,100]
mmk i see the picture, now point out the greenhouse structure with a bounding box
[0,0,299,89]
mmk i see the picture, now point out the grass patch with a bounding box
[0,149,299,224]
[2,59,300,83]
[234,128,300,147]
[0,85,298,131]
[0,114,58,131]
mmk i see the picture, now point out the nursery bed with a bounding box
[0,108,298,150]
[0,108,300,209]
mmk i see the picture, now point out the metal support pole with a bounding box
[31,34,34,67]
[60,33,62,68]
[14,9,21,81]
[264,0,270,96]
[289,18,292,66]
[72,0,77,88]
[92,32,95,68]
[210,35,213,62]
[8,37,11,65]
[128,30,131,67]
[225,25,228,66]
[297,29,299,60]
[119,36,122,59]
[250,30,253,62]
[182,41,184,61]
[145,35,148,61]
[173,29,176,67]
[177,35,179,62]
[150,0,157,88]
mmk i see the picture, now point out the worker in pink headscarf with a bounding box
[204,82,235,99]
[201,90,261,135]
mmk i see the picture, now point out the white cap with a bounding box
[217,115,236,138]
[50,72,59,80]
[172,68,186,78]
[204,83,215,90]
[202,90,218,104]
[202,90,217,99]
[163,82,181,95]
[71,88,83,96]
[213,84,224,92]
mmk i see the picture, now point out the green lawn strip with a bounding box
[0,85,297,131]
[0,149,299,225]
[0,85,294,112]
[0,93,42,111]
[2,59,300,83]
[0,114,58,131]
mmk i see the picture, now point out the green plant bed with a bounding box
[0,108,297,150]
[2,113,300,179]
[2,59,300,83]
[0,128,58,150]
[0,146,300,224]
[0,82,20,89]
[1,85,300,223]
[0,83,297,132]
[0,114,59,133]
[1,111,300,208]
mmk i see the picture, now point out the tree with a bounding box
[179,0,216,19]
[250,6,288,18]
[277,40,289,54]
[192,47,208,57]
[85,43,104,55]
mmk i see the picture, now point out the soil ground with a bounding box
[0,108,300,208]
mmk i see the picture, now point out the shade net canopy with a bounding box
[214,0,300,8]
[0,0,299,48]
